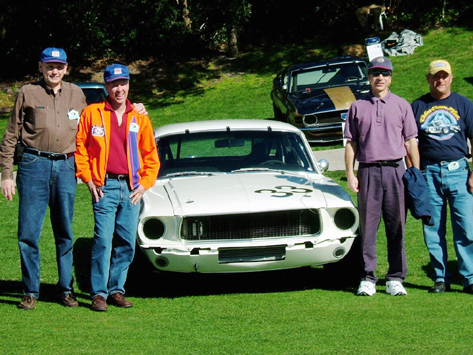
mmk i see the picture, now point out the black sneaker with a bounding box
[463,284,473,294]
[429,282,450,293]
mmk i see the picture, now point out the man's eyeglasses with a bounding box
[369,70,392,77]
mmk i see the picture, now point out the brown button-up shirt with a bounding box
[0,80,87,180]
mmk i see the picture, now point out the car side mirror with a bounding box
[317,159,329,173]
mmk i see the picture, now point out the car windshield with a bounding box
[82,88,107,105]
[289,62,368,93]
[157,130,316,177]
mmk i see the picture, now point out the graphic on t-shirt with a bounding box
[419,106,460,141]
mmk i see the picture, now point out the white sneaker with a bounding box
[386,280,407,296]
[356,281,376,296]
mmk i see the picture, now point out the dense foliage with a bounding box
[0,0,472,78]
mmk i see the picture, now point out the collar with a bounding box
[369,90,391,103]
[104,98,133,113]
[40,79,62,95]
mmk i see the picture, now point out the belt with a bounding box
[106,173,129,181]
[422,157,467,170]
[24,148,74,161]
[359,159,402,168]
[423,157,466,166]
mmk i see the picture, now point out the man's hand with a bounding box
[345,140,359,193]
[347,175,360,193]
[1,179,16,201]
[130,184,146,205]
[86,180,104,203]
[133,103,148,116]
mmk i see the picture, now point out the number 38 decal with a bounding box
[255,185,313,198]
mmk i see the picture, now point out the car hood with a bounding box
[288,85,370,114]
[158,172,351,216]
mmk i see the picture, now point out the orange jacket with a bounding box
[75,101,159,190]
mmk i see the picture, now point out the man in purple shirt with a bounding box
[344,56,420,296]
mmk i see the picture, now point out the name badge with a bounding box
[68,109,80,120]
[448,161,460,171]
[129,123,139,133]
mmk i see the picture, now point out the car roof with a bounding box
[286,56,367,72]
[154,119,305,138]
[74,82,107,89]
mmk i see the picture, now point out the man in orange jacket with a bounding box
[76,63,160,311]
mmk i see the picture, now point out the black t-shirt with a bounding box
[412,92,473,162]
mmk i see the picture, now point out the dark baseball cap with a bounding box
[368,56,393,71]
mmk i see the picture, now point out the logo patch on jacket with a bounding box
[91,125,105,137]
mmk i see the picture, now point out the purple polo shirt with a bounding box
[344,91,418,163]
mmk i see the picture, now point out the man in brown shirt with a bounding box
[0,47,86,310]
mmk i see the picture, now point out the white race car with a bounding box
[137,119,359,273]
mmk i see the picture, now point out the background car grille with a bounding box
[181,209,320,241]
[295,111,346,127]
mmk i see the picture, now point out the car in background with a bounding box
[271,56,370,143]
[75,82,108,105]
[137,119,359,274]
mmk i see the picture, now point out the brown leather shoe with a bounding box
[61,293,79,307]
[109,293,133,308]
[91,295,108,312]
[18,295,36,310]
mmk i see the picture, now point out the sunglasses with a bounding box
[369,70,392,77]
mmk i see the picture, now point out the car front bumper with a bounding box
[139,236,356,273]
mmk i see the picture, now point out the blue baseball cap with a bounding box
[104,64,130,83]
[40,47,67,64]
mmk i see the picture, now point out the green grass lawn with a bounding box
[2,27,473,354]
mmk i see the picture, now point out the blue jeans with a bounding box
[422,158,473,287]
[90,178,140,298]
[17,152,77,299]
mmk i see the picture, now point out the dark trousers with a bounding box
[357,163,407,284]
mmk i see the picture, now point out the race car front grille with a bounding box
[218,245,286,263]
[181,209,320,241]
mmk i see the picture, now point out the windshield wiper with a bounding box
[231,167,288,173]
[164,171,215,178]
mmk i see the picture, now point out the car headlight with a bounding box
[303,115,318,127]
[333,208,357,230]
[142,218,166,240]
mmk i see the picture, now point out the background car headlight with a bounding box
[303,115,318,127]
[334,208,357,230]
[142,218,166,240]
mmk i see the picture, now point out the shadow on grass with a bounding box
[421,260,465,288]
[73,235,470,299]
[72,237,362,299]
[125,265,358,299]
[3,237,466,305]
[0,280,90,307]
